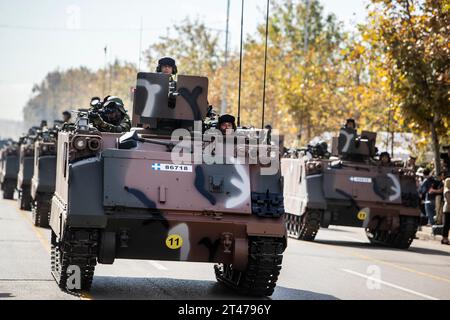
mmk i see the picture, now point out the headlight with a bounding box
[88,138,101,151]
[306,161,323,175]
[73,137,87,150]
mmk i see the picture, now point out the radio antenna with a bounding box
[237,0,245,127]
[261,0,270,129]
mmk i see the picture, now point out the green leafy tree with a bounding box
[369,0,450,172]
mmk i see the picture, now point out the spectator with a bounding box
[405,156,418,172]
[442,176,450,245]
[433,172,445,225]
[419,169,436,226]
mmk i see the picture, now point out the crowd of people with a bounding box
[413,149,450,245]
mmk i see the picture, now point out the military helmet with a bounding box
[157,57,178,75]
[379,151,391,161]
[103,96,127,114]
[345,118,356,128]
[218,114,237,130]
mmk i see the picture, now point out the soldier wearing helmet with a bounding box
[89,96,131,133]
[344,118,357,130]
[157,57,178,109]
[218,114,236,136]
[156,57,178,75]
[62,111,72,123]
[379,152,392,167]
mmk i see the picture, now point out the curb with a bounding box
[416,227,442,242]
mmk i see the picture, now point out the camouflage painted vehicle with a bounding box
[282,127,421,249]
[0,139,11,149]
[17,129,38,211]
[31,125,59,227]
[50,73,286,296]
[0,140,20,199]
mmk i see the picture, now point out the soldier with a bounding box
[89,97,131,133]
[156,56,178,76]
[218,114,236,136]
[156,57,178,109]
[344,118,357,130]
[62,111,72,123]
[379,152,392,166]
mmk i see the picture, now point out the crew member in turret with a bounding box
[344,118,357,130]
[156,57,178,109]
[218,114,236,136]
[89,97,131,133]
[62,111,72,124]
[379,152,392,167]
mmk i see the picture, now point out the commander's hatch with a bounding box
[132,73,209,128]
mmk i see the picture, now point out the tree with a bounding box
[369,0,450,172]
[23,62,137,128]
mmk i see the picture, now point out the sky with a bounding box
[0,0,369,121]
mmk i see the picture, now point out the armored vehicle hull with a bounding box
[31,141,57,228]
[17,145,35,211]
[282,130,421,249]
[50,73,286,297]
[1,151,19,200]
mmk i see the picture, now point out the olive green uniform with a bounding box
[91,112,131,133]
[89,97,131,133]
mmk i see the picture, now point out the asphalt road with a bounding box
[1,196,449,300]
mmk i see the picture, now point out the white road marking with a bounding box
[149,261,168,271]
[341,269,439,300]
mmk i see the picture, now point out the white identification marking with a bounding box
[149,261,168,271]
[350,176,373,184]
[137,79,162,117]
[340,130,355,153]
[387,173,401,201]
[168,224,190,261]
[152,163,193,173]
[341,269,439,300]
[225,157,250,209]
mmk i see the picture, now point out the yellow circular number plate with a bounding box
[166,234,183,250]
[357,211,367,221]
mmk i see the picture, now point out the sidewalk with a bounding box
[416,226,443,242]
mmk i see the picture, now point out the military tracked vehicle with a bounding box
[50,73,286,297]
[0,140,20,199]
[282,127,420,249]
[17,128,39,210]
[31,124,59,227]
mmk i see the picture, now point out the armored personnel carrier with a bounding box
[0,139,11,149]
[17,128,39,211]
[49,73,286,296]
[0,140,20,199]
[282,127,420,249]
[31,124,59,227]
